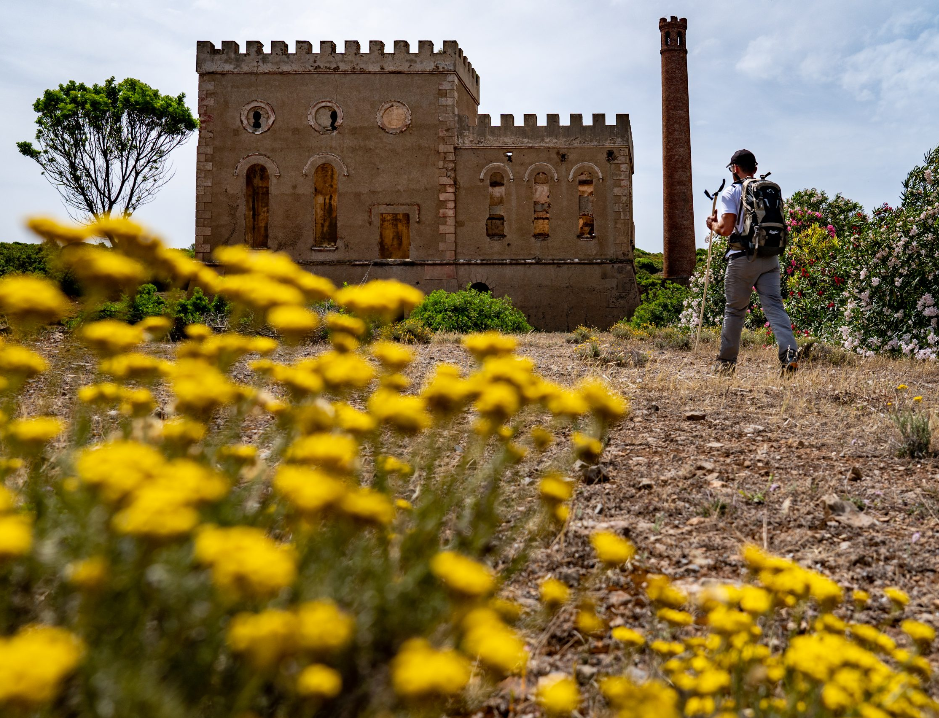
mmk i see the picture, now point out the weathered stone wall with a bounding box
[194,40,640,330]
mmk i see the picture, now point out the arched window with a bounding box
[665,31,671,46]
[313,163,338,248]
[677,32,683,47]
[486,172,506,239]
[245,164,270,249]
[577,172,595,239]
[532,172,550,239]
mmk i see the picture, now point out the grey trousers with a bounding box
[718,254,798,365]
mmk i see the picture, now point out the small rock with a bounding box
[705,442,724,448]
[638,478,655,490]
[821,494,876,528]
[839,541,852,550]
[781,497,792,516]
[708,480,726,488]
[696,461,716,472]
[847,466,863,481]
[575,664,599,682]
[685,411,706,421]
[744,424,766,434]
[583,464,612,485]
[704,472,720,482]
[686,517,706,526]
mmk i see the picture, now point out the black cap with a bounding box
[728,149,757,171]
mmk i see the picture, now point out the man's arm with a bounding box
[706,212,737,237]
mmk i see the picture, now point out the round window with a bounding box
[377,100,411,134]
[240,101,275,134]
[308,100,344,134]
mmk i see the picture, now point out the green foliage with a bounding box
[0,242,48,277]
[627,280,690,328]
[376,317,433,344]
[171,287,229,339]
[566,325,597,344]
[410,286,532,333]
[128,284,168,324]
[18,77,198,219]
[890,408,933,458]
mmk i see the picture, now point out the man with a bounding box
[705,149,798,375]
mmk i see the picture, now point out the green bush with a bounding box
[410,286,532,333]
[171,287,229,339]
[627,280,690,328]
[377,317,433,344]
[0,242,47,277]
[128,284,168,324]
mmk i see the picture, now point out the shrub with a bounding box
[376,317,433,344]
[170,286,229,339]
[627,280,690,328]
[410,286,532,333]
[566,325,597,344]
[0,242,48,277]
[128,283,168,324]
[841,147,939,359]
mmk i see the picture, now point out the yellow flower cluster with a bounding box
[0,625,85,706]
[0,485,32,560]
[194,525,297,599]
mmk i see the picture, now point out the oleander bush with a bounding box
[410,286,532,334]
[679,146,939,360]
[0,216,935,718]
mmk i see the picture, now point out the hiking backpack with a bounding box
[729,176,788,259]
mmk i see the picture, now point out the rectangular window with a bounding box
[379,213,410,259]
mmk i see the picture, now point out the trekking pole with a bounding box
[694,179,726,351]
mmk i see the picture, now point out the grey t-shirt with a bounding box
[718,181,746,257]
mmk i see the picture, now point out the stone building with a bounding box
[194,40,640,330]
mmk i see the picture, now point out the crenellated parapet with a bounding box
[196,40,480,102]
[458,113,631,151]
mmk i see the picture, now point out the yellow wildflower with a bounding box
[66,557,108,591]
[575,608,605,635]
[119,387,156,417]
[0,343,48,383]
[546,389,589,418]
[572,431,603,463]
[168,359,245,417]
[325,312,366,337]
[650,640,685,657]
[577,377,629,424]
[474,382,520,422]
[64,244,147,293]
[194,525,297,599]
[329,331,359,353]
[463,619,528,675]
[739,586,773,614]
[0,625,85,706]
[463,331,517,360]
[333,279,424,321]
[339,487,396,526]
[539,473,574,505]
[600,676,679,718]
[273,466,347,515]
[184,323,213,340]
[853,589,870,608]
[421,365,474,414]
[0,514,33,559]
[136,315,172,340]
[376,455,413,476]
[370,341,415,371]
[590,530,636,566]
[913,395,923,402]
[646,575,688,608]
[536,674,580,716]
[26,216,90,245]
[686,695,717,716]
[284,432,358,474]
[379,372,410,391]
[267,305,319,342]
[332,402,376,436]
[531,425,555,450]
[900,619,935,647]
[0,486,16,514]
[227,609,299,669]
[79,320,145,356]
[390,638,470,699]
[217,272,305,312]
[611,627,645,647]
[160,418,207,448]
[897,384,908,390]
[269,364,325,398]
[707,605,753,635]
[98,352,169,380]
[540,578,570,608]
[884,586,910,608]
[0,275,71,327]
[367,389,431,434]
[430,551,495,597]
[657,607,694,627]
[297,664,342,700]
[111,487,200,538]
[296,600,356,653]
[217,444,258,464]
[313,350,376,391]
[3,416,65,454]
[75,440,165,502]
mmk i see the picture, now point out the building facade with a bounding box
[194,40,640,330]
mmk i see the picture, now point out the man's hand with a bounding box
[706,212,737,237]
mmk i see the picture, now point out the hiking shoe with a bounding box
[713,360,736,377]
[781,360,799,377]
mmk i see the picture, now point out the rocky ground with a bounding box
[15,329,939,716]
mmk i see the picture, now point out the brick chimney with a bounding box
[659,16,695,283]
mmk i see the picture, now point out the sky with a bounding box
[2,0,938,252]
